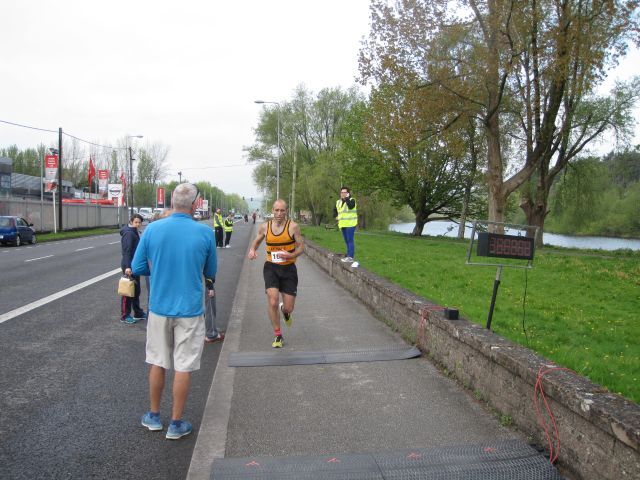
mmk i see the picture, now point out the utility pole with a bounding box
[178,171,182,183]
[291,135,297,219]
[57,127,63,231]
[128,147,135,217]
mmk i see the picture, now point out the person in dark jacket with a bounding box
[121,213,145,324]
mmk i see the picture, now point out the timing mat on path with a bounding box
[211,439,562,479]
[228,345,421,367]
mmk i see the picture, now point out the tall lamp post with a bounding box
[127,135,143,216]
[254,100,280,200]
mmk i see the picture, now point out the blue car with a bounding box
[0,216,36,246]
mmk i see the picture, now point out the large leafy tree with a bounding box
[341,81,483,235]
[359,0,640,237]
[247,85,362,224]
[519,80,640,243]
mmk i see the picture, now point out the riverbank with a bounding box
[302,226,639,403]
[389,221,640,251]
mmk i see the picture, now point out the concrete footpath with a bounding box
[186,245,521,479]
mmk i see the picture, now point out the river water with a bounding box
[389,221,640,251]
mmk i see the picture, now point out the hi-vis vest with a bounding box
[214,213,223,228]
[224,218,233,232]
[265,220,296,265]
[336,198,358,228]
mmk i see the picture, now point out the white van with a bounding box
[138,207,153,220]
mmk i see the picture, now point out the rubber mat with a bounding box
[211,440,563,479]
[228,345,421,367]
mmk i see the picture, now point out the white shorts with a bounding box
[145,311,206,372]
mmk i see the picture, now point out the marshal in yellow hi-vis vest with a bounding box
[336,198,357,228]
[265,219,297,265]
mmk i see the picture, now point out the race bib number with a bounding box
[271,251,287,263]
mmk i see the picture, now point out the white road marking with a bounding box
[25,255,54,262]
[0,268,121,324]
[75,246,94,252]
[108,241,120,245]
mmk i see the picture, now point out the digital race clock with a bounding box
[477,232,535,260]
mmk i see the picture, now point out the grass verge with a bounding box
[37,227,119,243]
[302,226,640,403]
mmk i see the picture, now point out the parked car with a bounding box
[234,213,243,220]
[137,207,153,221]
[0,216,36,246]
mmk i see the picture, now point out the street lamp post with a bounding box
[254,100,280,200]
[178,171,182,183]
[126,135,143,217]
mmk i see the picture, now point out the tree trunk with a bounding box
[412,213,426,236]
[459,118,479,239]
[457,210,467,239]
[520,192,547,247]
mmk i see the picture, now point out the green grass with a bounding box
[37,227,119,243]
[302,226,640,403]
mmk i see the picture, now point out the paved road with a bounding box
[0,219,254,480]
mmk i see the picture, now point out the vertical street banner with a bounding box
[44,154,58,192]
[108,184,124,205]
[98,170,109,197]
[88,157,96,190]
[156,187,165,208]
[119,172,126,205]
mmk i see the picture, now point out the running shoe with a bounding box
[341,256,353,263]
[141,411,163,431]
[351,261,359,268]
[133,311,147,320]
[205,333,225,343]
[121,315,137,324]
[166,420,193,440]
[279,302,293,327]
[272,335,284,348]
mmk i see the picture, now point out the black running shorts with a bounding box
[263,262,298,296]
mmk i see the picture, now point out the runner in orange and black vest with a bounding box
[248,199,304,348]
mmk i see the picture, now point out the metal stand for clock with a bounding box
[466,221,538,330]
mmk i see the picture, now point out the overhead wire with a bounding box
[176,164,251,170]
[62,131,127,150]
[0,118,58,134]
[1,118,129,150]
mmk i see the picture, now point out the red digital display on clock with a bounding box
[477,232,535,260]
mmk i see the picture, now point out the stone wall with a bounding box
[304,239,640,480]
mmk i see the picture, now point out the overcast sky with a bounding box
[1,1,637,201]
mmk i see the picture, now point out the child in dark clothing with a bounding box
[120,213,146,324]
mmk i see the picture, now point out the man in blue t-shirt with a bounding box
[132,183,217,440]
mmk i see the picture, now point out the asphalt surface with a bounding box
[0,219,254,480]
[187,233,523,479]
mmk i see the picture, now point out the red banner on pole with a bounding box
[88,158,96,186]
[44,154,58,192]
[98,170,109,197]
[156,187,165,208]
